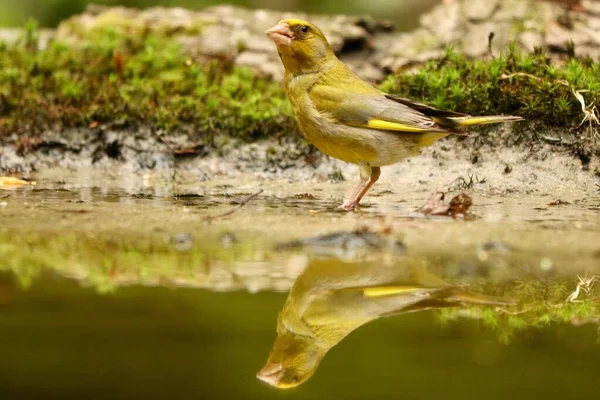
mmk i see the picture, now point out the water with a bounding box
[1,168,599,399]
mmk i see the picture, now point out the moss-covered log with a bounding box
[2,23,599,142]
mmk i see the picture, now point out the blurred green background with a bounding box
[0,0,440,29]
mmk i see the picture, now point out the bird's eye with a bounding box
[291,375,300,383]
[300,25,309,33]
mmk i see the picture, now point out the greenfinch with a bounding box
[257,258,514,388]
[266,20,522,210]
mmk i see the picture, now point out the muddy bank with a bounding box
[2,128,598,197]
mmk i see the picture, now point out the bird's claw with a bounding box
[337,201,358,211]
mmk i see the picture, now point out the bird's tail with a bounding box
[440,287,516,306]
[445,115,524,128]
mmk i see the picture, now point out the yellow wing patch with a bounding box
[362,286,425,297]
[366,119,431,133]
[366,119,449,147]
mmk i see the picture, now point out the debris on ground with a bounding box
[548,199,571,206]
[220,232,237,249]
[448,174,486,191]
[477,240,516,262]
[293,193,316,200]
[204,189,263,222]
[275,227,405,259]
[172,233,194,252]
[417,192,473,219]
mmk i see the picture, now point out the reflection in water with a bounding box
[2,171,600,398]
[257,258,514,388]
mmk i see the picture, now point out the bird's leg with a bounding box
[339,165,381,210]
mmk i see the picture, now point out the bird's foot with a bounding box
[337,200,359,211]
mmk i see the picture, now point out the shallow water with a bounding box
[1,168,599,399]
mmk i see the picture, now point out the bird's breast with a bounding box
[289,93,378,164]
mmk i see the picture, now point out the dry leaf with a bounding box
[418,192,473,218]
[548,199,571,206]
[0,177,36,188]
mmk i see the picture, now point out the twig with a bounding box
[566,274,599,303]
[499,73,569,87]
[487,32,495,58]
[499,72,543,82]
[541,135,562,144]
[572,89,600,140]
[0,194,10,199]
[203,189,263,222]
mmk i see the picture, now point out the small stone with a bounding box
[220,232,237,249]
[172,233,194,252]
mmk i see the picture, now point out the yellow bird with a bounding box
[257,258,514,388]
[266,20,522,210]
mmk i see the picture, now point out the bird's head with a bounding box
[266,19,334,76]
[256,330,325,389]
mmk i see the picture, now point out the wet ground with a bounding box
[1,166,600,399]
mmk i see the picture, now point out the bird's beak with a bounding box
[256,362,284,387]
[266,23,294,46]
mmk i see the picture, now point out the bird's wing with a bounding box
[301,284,445,325]
[303,283,513,326]
[383,94,470,119]
[308,83,452,135]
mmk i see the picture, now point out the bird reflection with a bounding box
[257,258,513,389]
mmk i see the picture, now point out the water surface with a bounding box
[1,168,599,399]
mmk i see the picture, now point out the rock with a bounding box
[494,0,535,21]
[420,1,465,43]
[520,31,544,52]
[6,0,600,83]
[574,45,600,59]
[582,0,600,15]
[462,22,497,57]
[581,24,600,45]
[587,16,600,30]
[546,20,590,49]
[462,0,500,22]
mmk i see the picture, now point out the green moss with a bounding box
[0,23,295,144]
[0,229,265,293]
[1,23,600,149]
[439,277,600,344]
[381,46,600,129]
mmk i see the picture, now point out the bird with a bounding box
[256,257,514,389]
[265,19,523,210]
